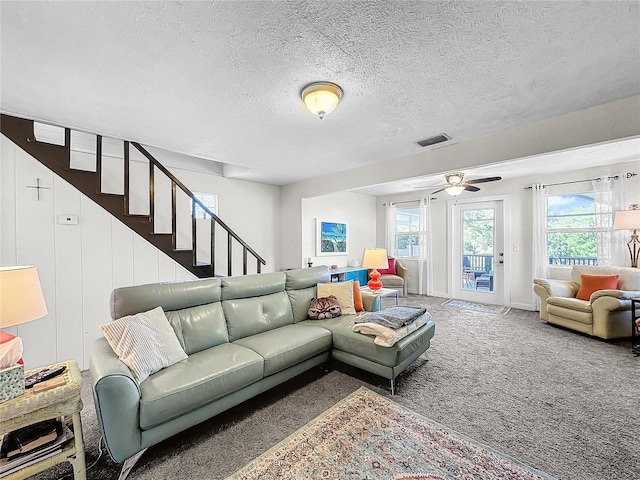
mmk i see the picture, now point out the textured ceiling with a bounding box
[1,1,639,186]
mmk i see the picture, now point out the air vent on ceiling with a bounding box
[416,133,450,147]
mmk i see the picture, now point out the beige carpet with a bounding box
[31,295,639,480]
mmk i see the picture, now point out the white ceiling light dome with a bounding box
[301,82,343,119]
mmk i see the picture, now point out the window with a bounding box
[193,193,218,220]
[394,206,420,257]
[546,193,599,265]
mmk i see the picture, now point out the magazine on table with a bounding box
[0,418,74,476]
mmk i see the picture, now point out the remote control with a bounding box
[24,366,67,389]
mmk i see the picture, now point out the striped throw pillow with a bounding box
[100,306,187,384]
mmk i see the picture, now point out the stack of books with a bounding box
[0,418,73,477]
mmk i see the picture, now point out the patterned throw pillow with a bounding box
[308,296,342,320]
[100,306,187,383]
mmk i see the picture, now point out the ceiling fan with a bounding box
[430,172,502,196]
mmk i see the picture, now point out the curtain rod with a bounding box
[524,172,636,189]
[385,198,437,206]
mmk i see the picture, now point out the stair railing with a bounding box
[129,142,265,276]
[0,113,266,278]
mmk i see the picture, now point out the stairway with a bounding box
[1,114,266,278]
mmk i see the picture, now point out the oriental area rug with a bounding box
[226,387,555,480]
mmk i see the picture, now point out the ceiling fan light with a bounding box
[301,82,343,119]
[445,185,465,196]
[446,173,464,185]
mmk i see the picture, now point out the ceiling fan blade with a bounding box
[464,185,481,192]
[430,187,447,194]
[465,176,502,185]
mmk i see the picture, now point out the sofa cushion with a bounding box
[138,343,263,430]
[572,265,640,291]
[576,274,619,301]
[378,257,395,275]
[223,291,294,341]
[234,324,332,376]
[287,286,317,323]
[547,296,593,312]
[299,315,435,368]
[221,271,286,300]
[317,281,356,315]
[379,274,404,289]
[100,306,188,384]
[285,266,331,290]
[111,278,221,320]
[353,282,364,312]
[308,296,342,319]
[164,302,228,355]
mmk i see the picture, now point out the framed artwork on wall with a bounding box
[316,219,349,256]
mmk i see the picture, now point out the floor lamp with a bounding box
[613,205,640,268]
[362,248,389,291]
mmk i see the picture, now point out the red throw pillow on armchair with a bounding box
[377,257,396,275]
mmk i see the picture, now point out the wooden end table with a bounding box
[0,360,86,479]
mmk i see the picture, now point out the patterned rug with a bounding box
[226,387,554,480]
[441,299,511,315]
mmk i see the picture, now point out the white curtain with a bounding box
[531,184,548,309]
[385,203,397,257]
[593,174,626,266]
[419,197,434,295]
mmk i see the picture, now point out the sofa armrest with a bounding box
[591,289,640,302]
[395,260,408,281]
[90,338,143,463]
[533,278,579,298]
[361,292,381,312]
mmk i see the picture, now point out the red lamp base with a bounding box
[367,269,383,290]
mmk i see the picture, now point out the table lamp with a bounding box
[613,205,640,268]
[362,248,389,291]
[0,266,48,368]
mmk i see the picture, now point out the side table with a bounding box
[631,298,640,347]
[361,286,399,305]
[0,360,86,479]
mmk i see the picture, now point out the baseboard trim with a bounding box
[510,302,536,311]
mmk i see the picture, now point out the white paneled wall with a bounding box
[1,135,196,370]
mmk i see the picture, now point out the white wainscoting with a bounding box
[1,135,195,370]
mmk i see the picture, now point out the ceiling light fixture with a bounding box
[301,82,343,119]
[445,185,465,196]
[445,173,465,196]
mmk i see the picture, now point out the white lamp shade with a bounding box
[0,266,48,329]
[362,248,389,270]
[613,209,640,230]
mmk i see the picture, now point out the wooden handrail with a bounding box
[0,113,265,278]
[130,142,266,268]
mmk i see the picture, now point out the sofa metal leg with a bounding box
[390,378,395,396]
[118,448,147,480]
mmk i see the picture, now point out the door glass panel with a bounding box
[461,209,494,291]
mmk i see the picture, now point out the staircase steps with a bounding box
[1,113,265,278]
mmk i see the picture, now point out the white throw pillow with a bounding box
[317,281,356,315]
[100,306,187,384]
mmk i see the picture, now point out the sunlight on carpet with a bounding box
[441,298,511,315]
[226,387,554,480]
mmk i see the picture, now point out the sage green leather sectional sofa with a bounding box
[90,266,435,468]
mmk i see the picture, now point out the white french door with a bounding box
[449,197,508,305]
